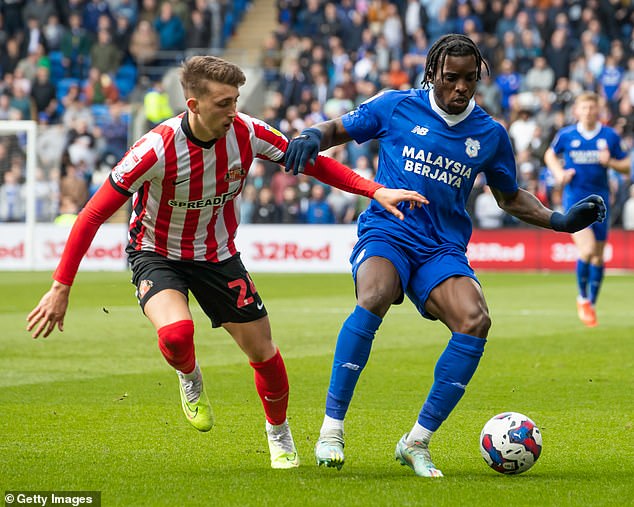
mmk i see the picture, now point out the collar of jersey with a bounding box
[576,122,601,140]
[428,89,475,127]
[182,111,217,149]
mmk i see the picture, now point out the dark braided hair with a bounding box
[422,34,489,88]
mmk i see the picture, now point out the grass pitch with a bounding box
[1,270,633,506]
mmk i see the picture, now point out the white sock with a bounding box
[180,362,200,381]
[266,419,289,433]
[406,422,434,445]
[320,414,344,435]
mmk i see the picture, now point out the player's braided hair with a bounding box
[422,34,489,88]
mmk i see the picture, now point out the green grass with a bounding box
[1,271,633,506]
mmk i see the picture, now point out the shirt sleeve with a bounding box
[111,135,160,193]
[340,90,390,144]
[304,155,382,198]
[484,124,519,194]
[550,129,565,155]
[249,116,288,162]
[608,129,628,160]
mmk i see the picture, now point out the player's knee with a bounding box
[357,286,396,316]
[458,309,491,338]
[157,320,195,353]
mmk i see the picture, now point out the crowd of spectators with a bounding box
[1,0,634,230]
[0,0,250,222]
[237,0,634,228]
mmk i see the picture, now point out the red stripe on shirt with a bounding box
[205,138,228,261]
[128,181,151,251]
[180,140,205,259]
[153,125,178,256]
[224,119,254,256]
[251,121,287,154]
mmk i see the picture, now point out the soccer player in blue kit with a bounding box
[544,92,631,328]
[284,34,607,477]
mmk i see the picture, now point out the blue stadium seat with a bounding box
[222,12,235,47]
[49,51,65,85]
[114,63,138,100]
[91,104,111,128]
[56,77,80,99]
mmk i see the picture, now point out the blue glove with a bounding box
[550,194,606,233]
[284,128,322,175]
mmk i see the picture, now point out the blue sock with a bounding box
[418,332,486,431]
[588,264,604,305]
[576,260,590,299]
[325,305,382,420]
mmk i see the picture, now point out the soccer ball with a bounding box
[479,412,542,474]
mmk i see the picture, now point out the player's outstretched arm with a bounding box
[26,180,129,338]
[303,155,426,220]
[490,187,605,232]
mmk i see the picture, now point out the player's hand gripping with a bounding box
[284,128,322,175]
[26,281,71,338]
[550,194,606,233]
[373,187,428,220]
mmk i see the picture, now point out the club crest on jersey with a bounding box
[224,165,246,182]
[465,138,480,158]
[138,279,154,299]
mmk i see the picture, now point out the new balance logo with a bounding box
[411,125,429,136]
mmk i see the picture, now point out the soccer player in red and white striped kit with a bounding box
[26,55,426,468]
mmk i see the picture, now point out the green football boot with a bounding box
[395,433,443,477]
[177,364,214,432]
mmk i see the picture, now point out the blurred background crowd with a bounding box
[1,0,634,229]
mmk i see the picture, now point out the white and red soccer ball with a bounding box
[480,412,542,474]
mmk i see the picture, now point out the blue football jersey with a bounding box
[550,123,627,200]
[341,88,518,252]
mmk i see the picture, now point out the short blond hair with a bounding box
[574,91,600,105]
[180,56,246,98]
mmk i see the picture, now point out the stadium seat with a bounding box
[55,78,81,114]
[48,51,65,85]
[114,63,138,100]
[91,104,111,128]
[222,12,235,46]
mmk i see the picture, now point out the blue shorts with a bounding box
[563,190,609,241]
[350,234,479,320]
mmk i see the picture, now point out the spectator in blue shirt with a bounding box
[154,1,185,51]
[305,184,335,224]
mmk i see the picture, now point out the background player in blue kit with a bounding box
[285,34,606,478]
[544,92,631,328]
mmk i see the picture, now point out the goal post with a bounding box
[0,120,37,269]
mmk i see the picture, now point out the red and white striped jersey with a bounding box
[111,112,287,262]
